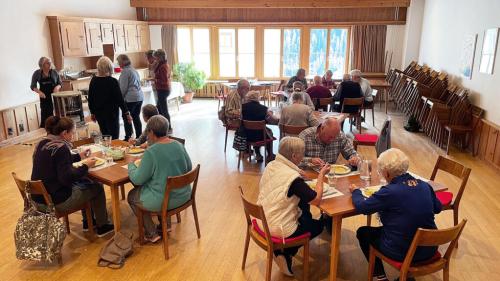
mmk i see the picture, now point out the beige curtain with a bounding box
[350,25,387,73]
[161,25,178,66]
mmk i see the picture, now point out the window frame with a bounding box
[307,26,351,78]
[176,25,212,78]
[216,27,257,79]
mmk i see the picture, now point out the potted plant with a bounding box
[173,62,206,103]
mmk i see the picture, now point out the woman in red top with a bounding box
[153,49,172,132]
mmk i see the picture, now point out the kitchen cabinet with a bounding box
[84,22,103,56]
[100,23,114,44]
[124,24,139,52]
[137,24,151,51]
[113,24,126,53]
[59,21,87,56]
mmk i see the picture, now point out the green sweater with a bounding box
[128,141,192,211]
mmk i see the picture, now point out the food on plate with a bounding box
[306,179,317,189]
[128,147,145,154]
[94,158,105,167]
[330,164,351,175]
[361,185,382,197]
[106,147,125,160]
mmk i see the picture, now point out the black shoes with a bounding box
[96,224,115,237]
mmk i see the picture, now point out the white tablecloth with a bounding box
[142,81,185,105]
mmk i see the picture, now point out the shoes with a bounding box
[96,224,115,237]
[82,219,97,232]
[255,154,264,162]
[273,254,294,277]
[145,234,162,244]
[265,154,276,163]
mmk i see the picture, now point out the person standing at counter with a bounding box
[88,56,131,139]
[117,54,144,141]
[153,49,173,133]
[30,57,61,128]
[145,50,158,104]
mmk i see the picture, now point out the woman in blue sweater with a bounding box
[349,148,442,281]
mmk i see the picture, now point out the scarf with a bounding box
[33,134,72,159]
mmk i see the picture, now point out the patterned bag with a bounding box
[14,182,66,263]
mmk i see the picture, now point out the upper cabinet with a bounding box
[84,22,103,56]
[113,24,126,53]
[100,23,114,44]
[124,24,139,52]
[59,20,87,57]
[137,24,151,52]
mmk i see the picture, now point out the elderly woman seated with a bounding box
[258,137,329,277]
[289,81,315,111]
[127,115,192,243]
[349,148,442,281]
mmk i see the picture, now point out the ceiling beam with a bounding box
[130,0,411,9]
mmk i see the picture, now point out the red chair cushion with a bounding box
[385,251,442,270]
[436,191,453,206]
[252,219,310,244]
[354,133,379,143]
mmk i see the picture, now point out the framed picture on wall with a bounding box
[479,28,499,74]
[459,34,478,79]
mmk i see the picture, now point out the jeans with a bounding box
[95,110,120,139]
[156,89,171,129]
[274,213,324,257]
[127,187,158,238]
[124,101,143,140]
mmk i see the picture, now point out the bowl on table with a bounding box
[105,147,125,160]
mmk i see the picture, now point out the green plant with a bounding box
[173,62,206,93]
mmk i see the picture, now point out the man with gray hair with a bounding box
[279,92,319,131]
[306,75,332,111]
[224,79,250,120]
[290,81,315,111]
[350,69,373,106]
[332,73,363,113]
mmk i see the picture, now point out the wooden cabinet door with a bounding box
[137,24,150,51]
[101,23,114,44]
[85,22,103,56]
[114,24,126,53]
[60,21,87,56]
[124,24,139,52]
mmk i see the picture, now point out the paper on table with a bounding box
[322,186,343,199]
[89,162,116,172]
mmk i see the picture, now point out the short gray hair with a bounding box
[279,137,305,161]
[116,54,131,67]
[145,50,155,58]
[342,73,351,81]
[146,115,169,137]
[237,79,250,89]
[153,49,166,62]
[96,56,114,77]
[292,92,304,102]
[142,104,159,120]
[38,57,52,69]
[246,90,260,102]
[292,81,305,91]
[377,148,409,178]
[350,69,362,77]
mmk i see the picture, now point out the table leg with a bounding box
[329,215,343,281]
[110,184,121,232]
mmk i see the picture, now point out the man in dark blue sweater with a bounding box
[349,148,442,281]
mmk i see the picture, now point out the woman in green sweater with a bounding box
[127,115,192,243]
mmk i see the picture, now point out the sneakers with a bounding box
[82,219,97,232]
[96,224,115,237]
[145,234,162,244]
[273,254,294,277]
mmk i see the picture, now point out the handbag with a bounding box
[98,231,134,269]
[232,125,248,151]
[14,182,67,263]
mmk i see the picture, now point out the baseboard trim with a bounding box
[0,128,46,148]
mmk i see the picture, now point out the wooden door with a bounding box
[124,24,139,52]
[137,24,150,51]
[101,23,114,44]
[60,21,87,56]
[85,22,103,56]
[114,24,126,53]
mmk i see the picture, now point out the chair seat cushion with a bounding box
[436,191,453,206]
[385,251,442,270]
[354,133,379,143]
[252,219,310,244]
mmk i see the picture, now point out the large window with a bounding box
[328,29,349,78]
[176,27,211,77]
[219,28,255,77]
[263,29,281,77]
[238,29,255,78]
[263,28,301,78]
[309,29,328,76]
[218,29,236,77]
[283,29,301,77]
[309,28,349,78]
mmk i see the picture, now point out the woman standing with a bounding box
[30,57,61,128]
[117,54,144,141]
[153,49,172,132]
[88,56,131,139]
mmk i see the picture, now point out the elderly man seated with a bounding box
[322,70,337,89]
[298,118,360,166]
[349,148,442,281]
[332,73,363,113]
[350,69,373,107]
[258,137,329,277]
[223,79,250,124]
[279,92,319,132]
[285,68,308,92]
[289,81,315,111]
[306,75,332,111]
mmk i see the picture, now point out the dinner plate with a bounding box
[94,158,105,167]
[331,164,351,175]
[134,159,141,166]
[361,185,382,197]
[306,179,317,189]
[128,147,145,154]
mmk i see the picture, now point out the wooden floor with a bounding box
[1,99,499,281]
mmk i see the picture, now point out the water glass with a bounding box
[327,170,336,187]
[105,156,114,165]
[359,159,372,181]
[93,135,103,146]
[103,135,112,148]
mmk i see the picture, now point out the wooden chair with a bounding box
[11,172,94,239]
[341,97,364,133]
[214,84,226,112]
[239,187,310,281]
[238,120,276,169]
[270,80,287,106]
[279,124,309,139]
[353,118,392,156]
[444,106,484,155]
[170,136,185,145]
[136,164,201,260]
[430,156,471,230]
[368,219,467,281]
[224,116,240,153]
[314,97,333,112]
[72,137,94,148]
[363,89,378,126]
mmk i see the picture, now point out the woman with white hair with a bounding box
[350,69,373,106]
[290,81,315,111]
[127,115,192,243]
[30,57,62,127]
[258,137,329,276]
[349,148,442,281]
[88,56,131,139]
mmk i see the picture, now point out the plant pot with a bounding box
[183,91,195,103]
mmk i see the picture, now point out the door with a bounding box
[59,21,87,56]
[124,24,138,52]
[101,23,114,44]
[137,24,150,51]
[113,24,126,53]
[85,22,103,56]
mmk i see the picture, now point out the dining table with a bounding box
[85,139,143,233]
[302,162,447,281]
[367,78,392,114]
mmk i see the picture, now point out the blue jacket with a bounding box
[352,173,442,261]
[119,65,144,102]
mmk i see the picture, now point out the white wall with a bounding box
[402,0,425,68]
[419,0,500,123]
[386,25,406,70]
[149,25,163,50]
[0,0,136,110]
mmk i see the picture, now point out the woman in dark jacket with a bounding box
[30,57,61,128]
[153,49,172,132]
[31,116,114,236]
[88,56,131,139]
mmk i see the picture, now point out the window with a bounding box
[328,28,349,79]
[264,29,281,77]
[308,29,328,76]
[238,29,255,78]
[176,27,211,77]
[308,28,349,78]
[263,28,302,78]
[283,29,301,77]
[218,28,236,77]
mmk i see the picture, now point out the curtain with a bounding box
[350,25,387,73]
[161,25,178,66]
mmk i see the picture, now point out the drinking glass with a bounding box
[327,169,336,187]
[93,135,103,146]
[359,159,372,181]
[102,135,112,148]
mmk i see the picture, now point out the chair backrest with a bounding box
[375,118,392,156]
[279,124,309,138]
[228,79,239,83]
[242,120,267,143]
[162,164,200,213]
[12,172,54,206]
[277,79,286,91]
[318,97,333,107]
[239,186,272,245]
[400,219,467,271]
[170,136,185,145]
[341,97,364,114]
[430,156,471,205]
[72,137,94,148]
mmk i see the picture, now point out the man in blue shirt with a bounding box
[349,148,442,281]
